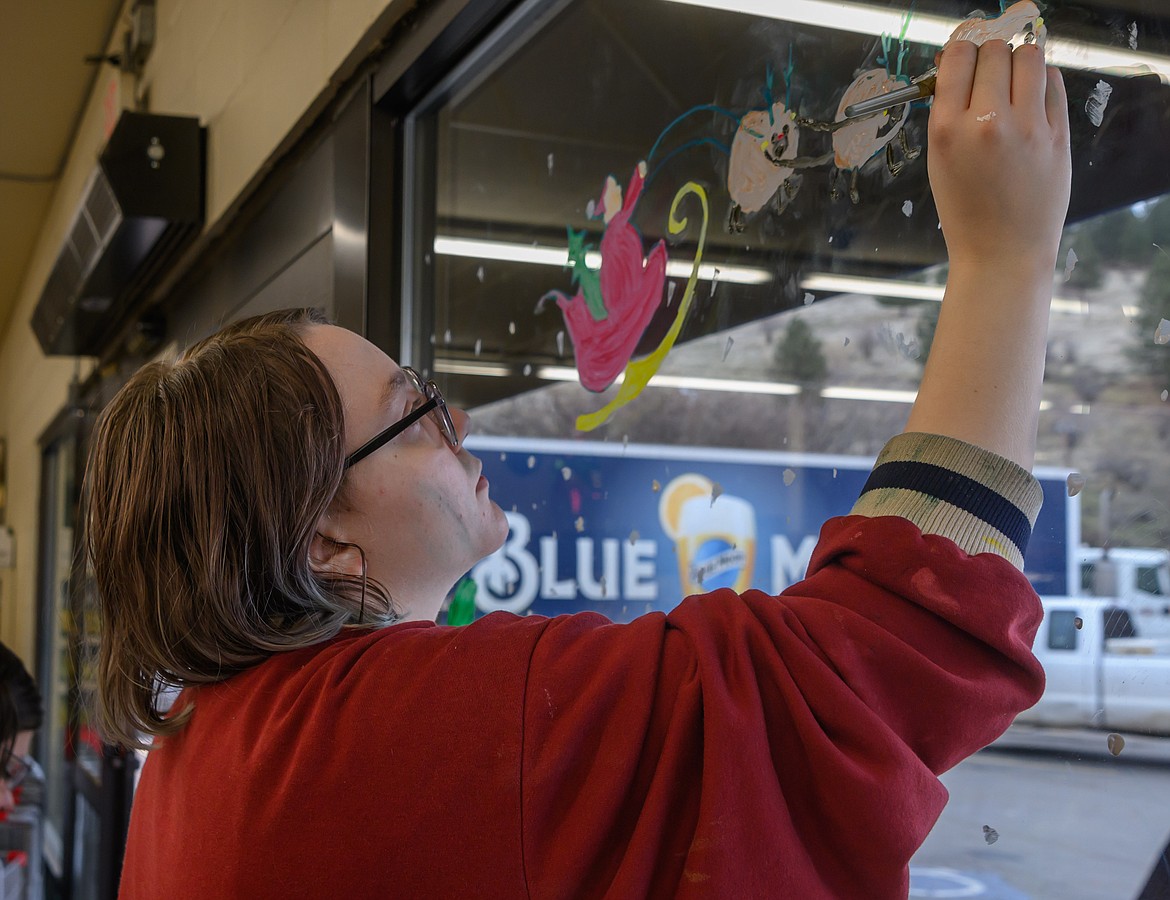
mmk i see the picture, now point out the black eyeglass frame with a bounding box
[343,367,459,469]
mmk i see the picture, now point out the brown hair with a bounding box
[84,308,396,749]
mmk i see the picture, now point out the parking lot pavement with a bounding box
[910,735,1170,900]
[908,867,1032,899]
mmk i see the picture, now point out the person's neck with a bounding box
[389,582,449,623]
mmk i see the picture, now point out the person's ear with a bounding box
[308,531,365,579]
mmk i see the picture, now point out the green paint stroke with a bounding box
[566,227,607,321]
[896,8,914,77]
[447,576,477,626]
[576,182,709,432]
[880,8,916,79]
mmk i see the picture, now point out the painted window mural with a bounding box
[406,0,1170,895]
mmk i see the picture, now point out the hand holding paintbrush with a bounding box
[841,0,1046,121]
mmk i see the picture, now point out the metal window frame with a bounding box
[369,0,573,367]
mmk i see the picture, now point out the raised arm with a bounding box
[905,40,1072,469]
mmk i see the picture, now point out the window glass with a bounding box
[1103,605,1138,638]
[1048,609,1081,650]
[1137,564,1164,595]
[409,0,1170,895]
[36,436,75,877]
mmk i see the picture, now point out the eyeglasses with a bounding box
[3,755,32,790]
[344,367,459,469]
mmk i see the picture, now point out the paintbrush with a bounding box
[842,67,938,120]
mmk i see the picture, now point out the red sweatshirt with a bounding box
[118,434,1046,898]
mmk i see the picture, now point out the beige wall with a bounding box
[0,0,412,663]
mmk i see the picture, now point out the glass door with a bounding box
[37,405,136,900]
[36,423,79,895]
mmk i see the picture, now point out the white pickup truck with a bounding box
[1015,598,1170,735]
[1076,546,1170,638]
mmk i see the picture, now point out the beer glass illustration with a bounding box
[659,474,757,594]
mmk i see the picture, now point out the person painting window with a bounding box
[90,42,1072,898]
[0,645,43,814]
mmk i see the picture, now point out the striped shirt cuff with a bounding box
[850,433,1043,569]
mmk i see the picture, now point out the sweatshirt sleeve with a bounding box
[850,432,1044,569]
[519,433,1046,900]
